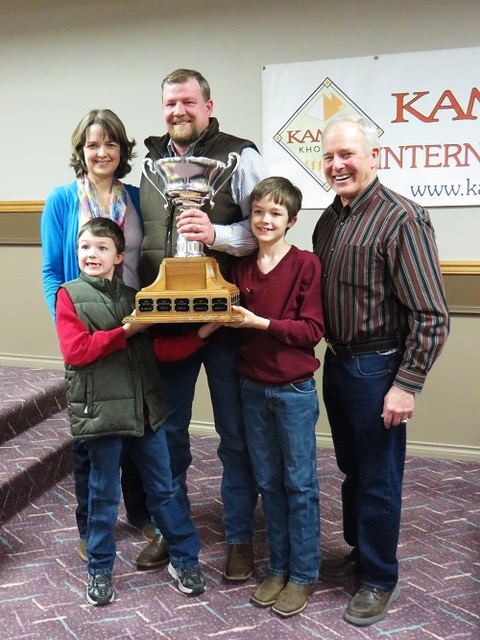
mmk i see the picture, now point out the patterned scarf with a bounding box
[77,174,127,229]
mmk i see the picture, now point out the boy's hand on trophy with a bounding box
[123,309,158,336]
[176,209,215,245]
[227,306,270,331]
[123,321,149,337]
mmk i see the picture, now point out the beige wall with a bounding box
[1,0,479,459]
[1,245,478,461]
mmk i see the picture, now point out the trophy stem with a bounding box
[173,199,206,258]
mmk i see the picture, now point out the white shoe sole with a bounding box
[167,562,205,596]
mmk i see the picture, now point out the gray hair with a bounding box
[322,112,379,155]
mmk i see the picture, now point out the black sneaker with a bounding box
[168,562,206,596]
[86,573,114,606]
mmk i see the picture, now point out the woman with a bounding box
[41,109,151,561]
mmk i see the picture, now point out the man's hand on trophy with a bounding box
[197,322,222,339]
[176,208,216,246]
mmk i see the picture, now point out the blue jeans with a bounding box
[159,337,258,544]
[84,426,200,576]
[240,377,320,584]
[72,441,150,538]
[322,348,406,591]
[72,439,90,539]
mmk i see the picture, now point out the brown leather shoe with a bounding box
[320,557,362,583]
[223,543,253,581]
[78,538,87,563]
[250,574,288,607]
[136,535,169,570]
[141,522,157,542]
[271,581,314,618]
[344,584,400,626]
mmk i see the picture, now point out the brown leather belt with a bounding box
[326,336,403,357]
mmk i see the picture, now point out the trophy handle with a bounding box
[142,158,169,207]
[211,152,240,206]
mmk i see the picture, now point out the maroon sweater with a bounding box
[231,246,324,384]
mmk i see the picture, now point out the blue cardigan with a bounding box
[41,180,141,320]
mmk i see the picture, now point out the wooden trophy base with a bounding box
[124,257,244,323]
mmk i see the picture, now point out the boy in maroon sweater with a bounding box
[225,177,324,617]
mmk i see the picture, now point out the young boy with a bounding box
[226,177,324,618]
[55,217,216,605]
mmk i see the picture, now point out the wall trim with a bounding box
[440,261,480,314]
[404,440,480,462]
[1,200,480,272]
[0,201,44,213]
[440,260,480,275]
[0,354,63,369]
[0,200,44,245]
[189,421,480,463]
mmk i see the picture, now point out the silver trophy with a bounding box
[124,153,243,324]
[142,153,239,257]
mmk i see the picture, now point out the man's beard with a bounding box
[168,120,200,146]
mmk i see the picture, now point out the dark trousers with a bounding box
[322,348,406,591]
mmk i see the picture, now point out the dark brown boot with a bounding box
[223,543,254,581]
[136,535,169,570]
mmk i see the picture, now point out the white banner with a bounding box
[262,47,480,209]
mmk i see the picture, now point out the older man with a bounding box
[313,113,449,626]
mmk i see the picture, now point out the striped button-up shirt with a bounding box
[312,177,449,393]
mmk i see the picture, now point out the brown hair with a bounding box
[70,109,136,179]
[161,69,211,102]
[250,177,303,221]
[77,217,125,254]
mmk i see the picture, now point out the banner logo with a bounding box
[273,77,383,192]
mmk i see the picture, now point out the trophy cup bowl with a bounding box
[124,154,244,324]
